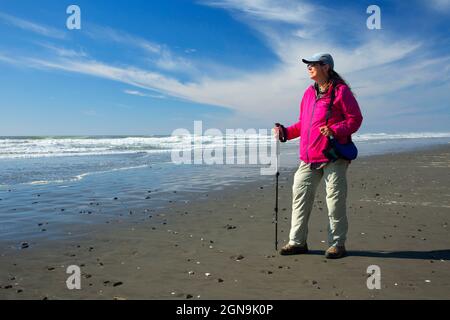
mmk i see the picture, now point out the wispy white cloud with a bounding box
[201,0,315,25]
[124,89,166,99]
[82,110,98,117]
[35,42,88,58]
[0,12,66,39]
[0,1,448,130]
[86,25,196,74]
[0,52,18,64]
[427,0,450,11]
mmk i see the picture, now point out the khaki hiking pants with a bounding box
[289,159,350,248]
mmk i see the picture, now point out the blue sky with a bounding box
[0,0,449,136]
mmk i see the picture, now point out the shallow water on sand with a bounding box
[0,136,449,241]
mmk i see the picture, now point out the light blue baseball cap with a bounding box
[302,53,334,70]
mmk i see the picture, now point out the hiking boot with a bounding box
[325,246,347,259]
[279,243,309,256]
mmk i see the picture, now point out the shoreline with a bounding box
[0,144,449,299]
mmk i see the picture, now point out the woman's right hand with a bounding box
[274,123,285,141]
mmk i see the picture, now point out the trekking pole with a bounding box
[274,125,281,251]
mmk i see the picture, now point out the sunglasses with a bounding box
[307,62,325,69]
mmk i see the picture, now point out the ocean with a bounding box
[0,132,449,241]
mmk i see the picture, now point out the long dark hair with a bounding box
[329,69,354,95]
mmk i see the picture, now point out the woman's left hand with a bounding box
[319,126,333,137]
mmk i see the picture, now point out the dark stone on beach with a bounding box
[225,224,237,230]
[186,294,193,299]
[47,267,55,271]
[114,197,118,200]
[61,209,65,212]
[217,278,224,283]
[260,187,264,189]
[21,242,29,249]
[146,196,151,199]
[113,282,123,287]
[17,289,23,293]
[375,193,380,197]
[312,280,318,285]
[4,285,13,289]
[232,255,244,261]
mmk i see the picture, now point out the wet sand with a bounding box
[1,145,449,299]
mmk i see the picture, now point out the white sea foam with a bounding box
[0,132,449,159]
[22,164,151,186]
[353,132,450,141]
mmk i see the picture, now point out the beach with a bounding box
[0,144,449,300]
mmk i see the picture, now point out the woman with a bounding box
[274,53,363,259]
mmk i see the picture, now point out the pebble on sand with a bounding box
[233,255,244,261]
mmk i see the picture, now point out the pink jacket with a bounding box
[285,81,363,163]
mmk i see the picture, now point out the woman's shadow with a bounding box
[308,249,450,260]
